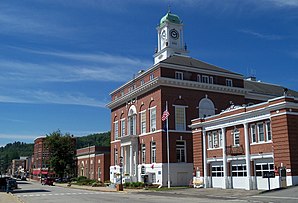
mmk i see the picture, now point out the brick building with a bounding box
[31,137,50,180]
[76,146,110,182]
[190,96,298,190]
[31,136,76,181]
[107,11,298,187]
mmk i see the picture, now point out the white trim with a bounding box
[271,111,298,118]
[138,129,163,137]
[77,154,96,159]
[139,109,146,114]
[110,140,120,144]
[148,105,157,110]
[250,141,272,146]
[168,130,192,133]
[204,114,270,132]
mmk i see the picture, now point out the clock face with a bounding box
[161,30,166,39]
[170,29,179,40]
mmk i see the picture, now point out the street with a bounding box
[11,180,298,203]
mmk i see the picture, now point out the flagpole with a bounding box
[166,101,170,188]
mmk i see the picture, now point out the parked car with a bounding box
[42,178,54,186]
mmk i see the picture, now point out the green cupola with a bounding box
[160,11,181,26]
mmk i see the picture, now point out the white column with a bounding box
[202,129,208,188]
[130,145,133,176]
[222,127,228,189]
[244,123,251,190]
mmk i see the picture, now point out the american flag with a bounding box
[162,110,170,121]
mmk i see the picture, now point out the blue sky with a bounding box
[1,0,298,146]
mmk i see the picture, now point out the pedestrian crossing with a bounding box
[17,192,102,197]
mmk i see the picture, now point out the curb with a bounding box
[9,192,24,203]
[55,184,119,193]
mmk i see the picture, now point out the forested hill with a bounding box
[0,141,34,172]
[76,131,110,149]
[0,132,110,173]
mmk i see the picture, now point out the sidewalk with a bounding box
[56,183,117,192]
[0,192,20,203]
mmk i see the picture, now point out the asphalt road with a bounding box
[12,180,298,203]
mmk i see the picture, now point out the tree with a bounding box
[44,130,76,179]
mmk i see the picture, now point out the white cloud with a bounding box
[0,6,74,38]
[265,0,298,7]
[0,52,151,83]
[0,89,106,108]
[239,29,284,40]
[0,133,37,140]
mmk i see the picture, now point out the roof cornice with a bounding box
[107,77,248,109]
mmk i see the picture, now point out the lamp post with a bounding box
[119,156,123,191]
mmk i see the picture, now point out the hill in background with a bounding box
[0,132,110,174]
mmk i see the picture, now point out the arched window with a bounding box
[199,98,215,118]
[128,105,137,135]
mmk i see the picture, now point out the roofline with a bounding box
[109,56,243,96]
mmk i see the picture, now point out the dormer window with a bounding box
[175,71,183,80]
[202,75,209,83]
[226,79,233,87]
[210,76,214,84]
[197,74,201,82]
[150,73,154,80]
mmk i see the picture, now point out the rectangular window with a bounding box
[266,121,272,141]
[211,165,224,177]
[175,71,183,80]
[150,107,156,132]
[176,140,186,163]
[255,162,274,176]
[150,73,154,80]
[140,111,146,134]
[121,119,126,137]
[210,76,214,84]
[218,131,223,147]
[114,121,119,140]
[151,141,156,163]
[233,129,240,146]
[140,79,145,86]
[212,132,218,148]
[232,163,247,177]
[202,75,209,83]
[208,132,213,149]
[258,123,265,142]
[175,106,186,131]
[226,79,233,87]
[197,74,201,82]
[250,124,257,143]
[141,144,146,164]
[114,148,118,165]
[121,91,124,96]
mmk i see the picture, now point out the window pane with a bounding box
[175,107,185,131]
[150,108,156,131]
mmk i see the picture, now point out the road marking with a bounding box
[253,195,298,200]
[17,192,102,198]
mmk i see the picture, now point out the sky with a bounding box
[0,0,298,146]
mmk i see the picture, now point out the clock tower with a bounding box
[154,11,188,64]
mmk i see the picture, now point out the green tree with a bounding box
[44,130,76,179]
